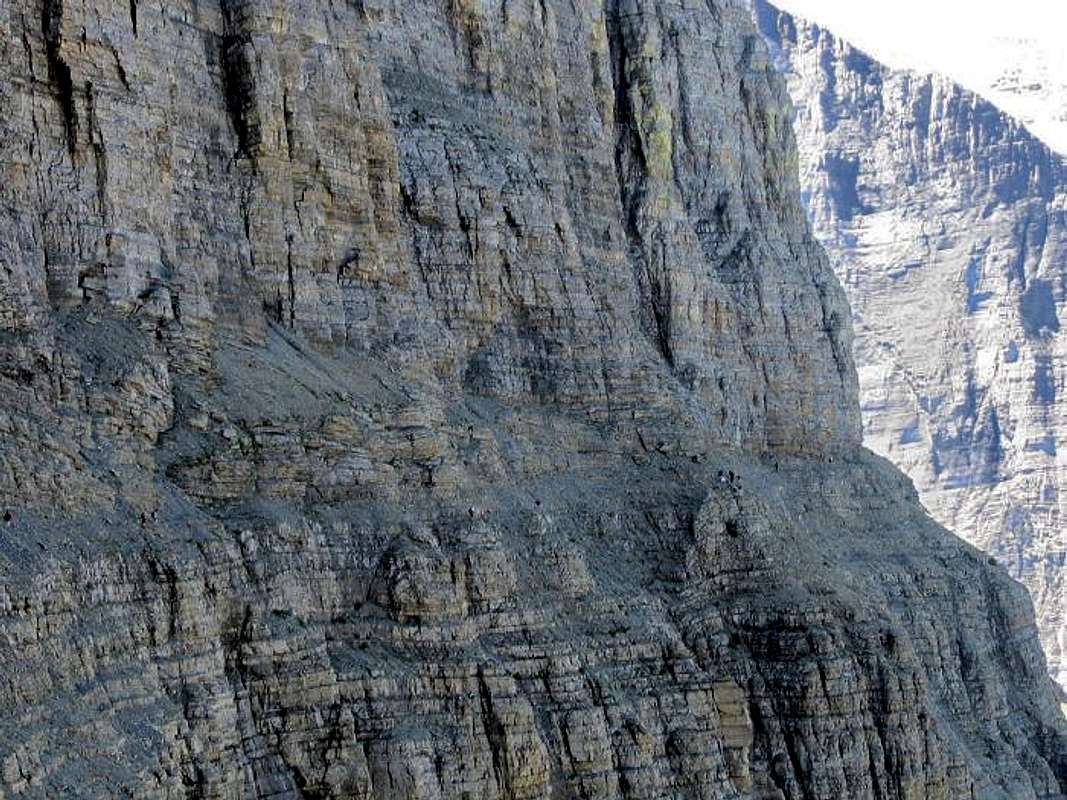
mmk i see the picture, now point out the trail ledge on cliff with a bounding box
[0,1,1064,798]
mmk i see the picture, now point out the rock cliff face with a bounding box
[968,37,1067,158]
[752,0,1067,692]
[0,1,1064,798]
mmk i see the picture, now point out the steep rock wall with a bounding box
[753,0,1067,690]
[0,1,1062,798]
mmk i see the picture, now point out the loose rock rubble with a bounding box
[0,0,1063,797]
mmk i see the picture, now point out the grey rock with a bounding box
[753,0,1067,691]
[0,0,1062,798]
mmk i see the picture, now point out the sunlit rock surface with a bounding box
[0,0,1063,797]
[754,0,1067,692]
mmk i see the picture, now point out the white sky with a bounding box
[770,0,1067,69]
[770,0,1067,153]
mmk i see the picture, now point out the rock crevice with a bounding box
[0,0,1062,797]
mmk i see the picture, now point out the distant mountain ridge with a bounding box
[753,0,1067,690]
[762,0,1067,157]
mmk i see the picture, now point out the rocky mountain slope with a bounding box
[752,1,1067,692]
[763,0,1067,158]
[0,0,1064,797]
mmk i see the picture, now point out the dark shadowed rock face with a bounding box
[753,0,1067,693]
[0,1,1063,798]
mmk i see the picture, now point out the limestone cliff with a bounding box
[753,0,1067,691]
[0,1,1063,798]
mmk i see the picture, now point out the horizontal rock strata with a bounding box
[753,0,1067,691]
[0,0,1062,797]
